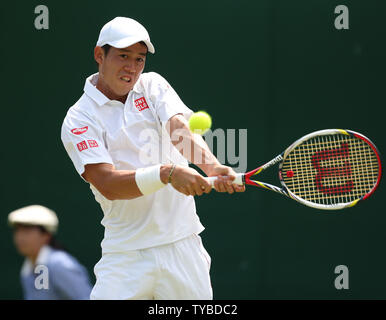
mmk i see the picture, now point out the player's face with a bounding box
[13,225,50,258]
[95,43,147,100]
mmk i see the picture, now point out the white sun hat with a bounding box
[8,205,59,234]
[96,17,155,54]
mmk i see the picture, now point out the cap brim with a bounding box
[104,37,155,54]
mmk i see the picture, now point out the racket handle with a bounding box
[206,173,244,188]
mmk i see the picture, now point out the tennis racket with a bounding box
[206,129,382,210]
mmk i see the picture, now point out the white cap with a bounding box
[8,205,59,234]
[96,17,155,54]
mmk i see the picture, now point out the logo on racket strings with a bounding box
[312,143,354,195]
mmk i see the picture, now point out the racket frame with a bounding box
[243,129,382,210]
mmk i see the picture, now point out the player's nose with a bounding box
[123,58,137,71]
[123,64,135,73]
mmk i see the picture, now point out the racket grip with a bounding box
[206,173,244,188]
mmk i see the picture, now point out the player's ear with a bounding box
[94,46,105,65]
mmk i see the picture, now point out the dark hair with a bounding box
[95,44,112,67]
[37,226,68,252]
[102,42,148,56]
[101,44,112,56]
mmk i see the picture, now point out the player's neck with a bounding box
[96,79,128,104]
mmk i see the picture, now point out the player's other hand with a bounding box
[207,165,245,194]
[169,165,212,197]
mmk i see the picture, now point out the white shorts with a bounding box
[90,234,212,300]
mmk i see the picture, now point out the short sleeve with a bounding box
[61,108,113,179]
[145,72,194,124]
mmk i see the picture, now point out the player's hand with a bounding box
[207,165,245,194]
[170,165,212,197]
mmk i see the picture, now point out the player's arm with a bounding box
[82,162,212,200]
[82,164,141,200]
[166,114,245,194]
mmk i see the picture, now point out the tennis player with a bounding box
[61,17,244,300]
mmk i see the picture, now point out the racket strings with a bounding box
[281,134,379,205]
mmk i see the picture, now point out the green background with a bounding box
[1,0,385,299]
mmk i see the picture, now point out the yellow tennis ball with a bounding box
[189,111,212,135]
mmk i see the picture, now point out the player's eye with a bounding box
[120,54,128,59]
[137,57,145,63]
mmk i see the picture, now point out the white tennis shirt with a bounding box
[61,72,204,252]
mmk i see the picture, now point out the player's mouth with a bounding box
[120,76,132,83]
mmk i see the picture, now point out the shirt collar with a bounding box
[132,79,142,94]
[84,73,110,106]
[20,245,52,277]
[84,73,143,106]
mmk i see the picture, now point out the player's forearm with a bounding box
[168,115,222,176]
[83,163,172,200]
[90,169,141,200]
[187,134,223,175]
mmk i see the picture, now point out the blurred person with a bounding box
[8,205,93,300]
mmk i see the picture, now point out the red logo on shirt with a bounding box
[71,126,88,135]
[88,140,99,148]
[77,141,88,152]
[134,97,149,111]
